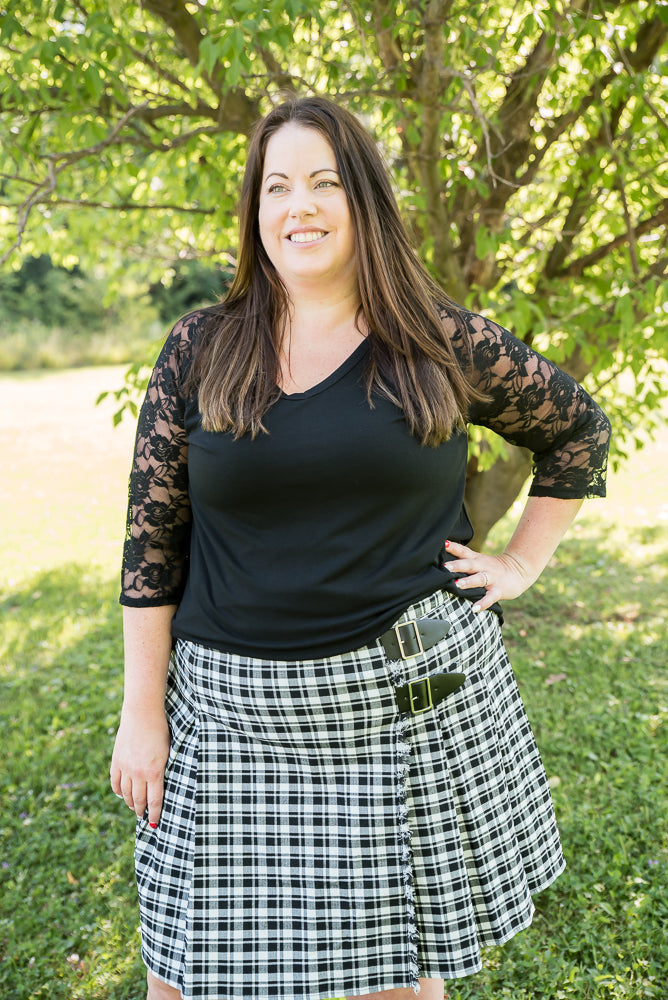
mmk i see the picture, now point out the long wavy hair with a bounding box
[188,95,476,445]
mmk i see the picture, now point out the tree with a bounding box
[1,0,666,541]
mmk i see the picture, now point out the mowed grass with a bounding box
[1,367,667,1000]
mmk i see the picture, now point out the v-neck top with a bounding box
[120,306,610,658]
[280,338,369,400]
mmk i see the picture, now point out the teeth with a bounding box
[289,231,325,243]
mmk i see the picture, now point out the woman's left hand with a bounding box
[444,539,537,613]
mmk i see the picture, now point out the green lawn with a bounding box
[1,368,666,999]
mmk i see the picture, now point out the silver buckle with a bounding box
[394,620,424,659]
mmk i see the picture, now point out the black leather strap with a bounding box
[379,616,452,660]
[379,615,466,714]
[396,671,467,714]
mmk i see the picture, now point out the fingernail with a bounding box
[472,604,481,613]
[149,822,158,829]
[454,579,462,585]
[445,540,450,548]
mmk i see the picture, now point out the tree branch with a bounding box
[516,65,617,188]
[126,120,234,150]
[140,0,203,68]
[137,0,258,132]
[41,197,216,214]
[370,0,405,77]
[256,45,297,92]
[614,34,668,133]
[560,258,667,383]
[544,15,667,279]
[457,3,592,287]
[484,2,588,199]
[0,103,149,265]
[552,200,668,278]
[416,0,466,299]
[516,9,668,190]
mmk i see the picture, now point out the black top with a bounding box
[120,307,611,658]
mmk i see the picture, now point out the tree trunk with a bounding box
[464,443,532,549]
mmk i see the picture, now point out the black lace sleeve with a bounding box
[119,311,203,607]
[451,310,611,498]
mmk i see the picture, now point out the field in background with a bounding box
[0,367,666,999]
[0,366,136,582]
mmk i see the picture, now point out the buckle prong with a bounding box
[408,677,433,714]
[394,620,424,659]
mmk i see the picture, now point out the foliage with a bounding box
[0,254,230,370]
[148,258,234,322]
[0,254,114,329]
[0,367,667,999]
[1,0,666,533]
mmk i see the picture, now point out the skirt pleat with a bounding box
[134,591,565,999]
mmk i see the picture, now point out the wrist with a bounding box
[120,699,167,723]
[499,548,540,587]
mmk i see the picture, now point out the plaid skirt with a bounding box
[135,590,565,999]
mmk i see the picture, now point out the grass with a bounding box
[1,367,667,999]
[0,316,164,373]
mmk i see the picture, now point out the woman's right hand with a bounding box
[110,707,170,828]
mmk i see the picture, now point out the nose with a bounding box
[288,184,316,218]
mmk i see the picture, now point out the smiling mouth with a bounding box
[288,231,327,243]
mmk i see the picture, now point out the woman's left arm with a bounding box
[443,311,612,611]
[445,495,583,613]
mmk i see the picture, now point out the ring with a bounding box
[482,572,489,588]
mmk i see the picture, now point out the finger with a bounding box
[147,777,165,829]
[132,780,148,820]
[444,539,474,558]
[110,764,123,798]
[444,541,484,577]
[472,585,500,613]
[120,773,137,812]
[453,569,492,595]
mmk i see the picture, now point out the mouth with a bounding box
[287,230,327,244]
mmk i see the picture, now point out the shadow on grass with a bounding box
[0,565,145,999]
[1,532,666,999]
[448,524,668,999]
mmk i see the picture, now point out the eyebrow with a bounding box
[264,168,340,181]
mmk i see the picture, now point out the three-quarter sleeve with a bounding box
[453,310,611,498]
[120,313,200,607]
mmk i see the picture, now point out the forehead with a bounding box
[262,124,336,175]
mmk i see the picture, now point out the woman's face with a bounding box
[258,123,358,296]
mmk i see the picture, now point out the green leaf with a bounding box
[83,64,103,102]
[226,56,243,87]
[614,293,635,334]
[474,226,497,261]
[198,35,222,77]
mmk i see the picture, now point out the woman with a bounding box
[111,95,610,1000]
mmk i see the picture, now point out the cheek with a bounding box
[343,219,357,258]
[258,221,277,262]
[257,202,276,244]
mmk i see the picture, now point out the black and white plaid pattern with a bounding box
[135,591,565,999]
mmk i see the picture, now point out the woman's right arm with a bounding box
[110,605,177,827]
[111,312,203,826]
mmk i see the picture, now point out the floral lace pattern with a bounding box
[451,310,611,499]
[121,313,199,605]
[121,308,610,606]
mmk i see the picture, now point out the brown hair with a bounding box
[189,95,476,445]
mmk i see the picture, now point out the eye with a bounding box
[315,179,337,189]
[267,182,287,194]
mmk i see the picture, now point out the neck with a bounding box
[286,284,363,341]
